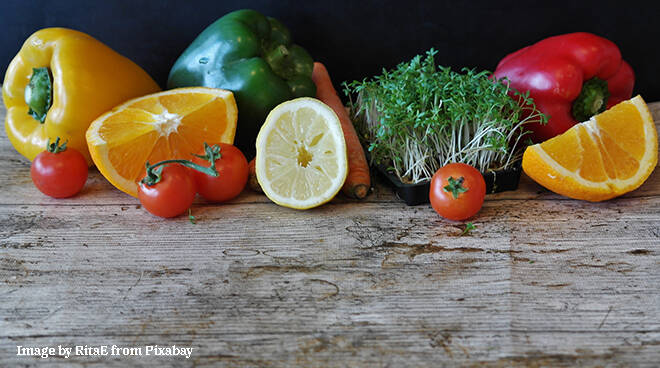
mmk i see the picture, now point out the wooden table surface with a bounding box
[1,96,659,368]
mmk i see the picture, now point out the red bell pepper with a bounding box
[493,32,634,142]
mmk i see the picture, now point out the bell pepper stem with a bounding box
[24,67,53,123]
[265,44,293,79]
[572,77,610,122]
[141,143,221,187]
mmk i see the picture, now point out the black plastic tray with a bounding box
[377,162,522,206]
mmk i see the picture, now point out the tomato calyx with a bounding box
[140,143,221,187]
[192,142,222,164]
[443,176,468,199]
[46,137,68,154]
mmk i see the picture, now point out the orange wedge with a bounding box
[86,87,237,197]
[523,95,657,201]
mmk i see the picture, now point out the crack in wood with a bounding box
[379,241,483,259]
[305,278,339,300]
[0,240,54,249]
[122,270,143,301]
[598,306,614,329]
[243,264,324,278]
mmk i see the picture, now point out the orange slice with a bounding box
[522,95,657,201]
[86,87,237,197]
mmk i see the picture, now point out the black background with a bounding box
[2,0,659,101]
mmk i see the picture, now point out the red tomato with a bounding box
[429,163,486,221]
[31,147,88,198]
[138,164,196,218]
[192,143,248,202]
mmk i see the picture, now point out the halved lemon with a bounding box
[86,87,237,197]
[522,95,657,201]
[255,97,348,209]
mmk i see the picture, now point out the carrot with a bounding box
[312,62,371,199]
[247,158,262,193]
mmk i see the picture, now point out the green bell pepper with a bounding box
[167,9,316,158]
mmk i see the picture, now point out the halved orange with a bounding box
[86,87,237,197]
[522,95,657,201]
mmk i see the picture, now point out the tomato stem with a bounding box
[46,137,68,154]
[192,142,222,164]
[443,176,468,199]
[141,143,221,187]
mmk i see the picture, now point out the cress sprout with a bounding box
[343,49,547,184]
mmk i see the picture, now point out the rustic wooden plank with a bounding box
[1,94,659,366]
[1,198,659,366]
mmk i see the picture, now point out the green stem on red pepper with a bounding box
[572,77,610,122]
[141,143,221,187]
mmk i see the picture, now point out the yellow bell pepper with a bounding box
[2,28,161,165]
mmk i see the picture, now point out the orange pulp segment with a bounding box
[522,95,657,201]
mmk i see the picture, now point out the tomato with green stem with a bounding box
[137,144,221,218]
[31,137,88,198]
[192,143,248,202]
[138,164,197,218]
[429,163,486,221]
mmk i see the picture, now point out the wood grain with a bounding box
[1,96,659,367]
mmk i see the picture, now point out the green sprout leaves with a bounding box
[344,49,546,184]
